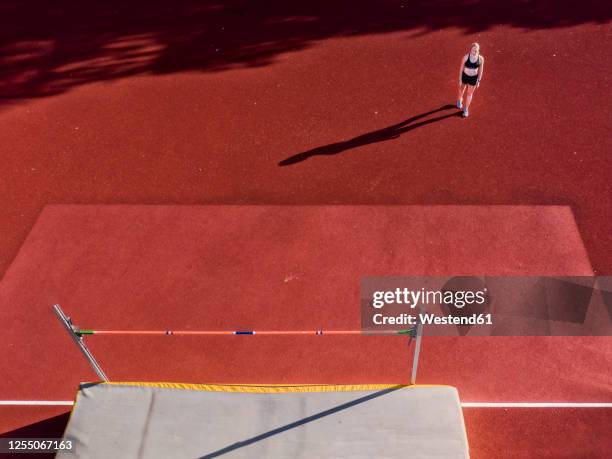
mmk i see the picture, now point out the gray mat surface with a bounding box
[58,384,469,459]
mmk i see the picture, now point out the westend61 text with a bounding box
[372,313,493,326]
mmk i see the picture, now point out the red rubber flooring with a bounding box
[1,2,610,455]
[1,20,610,280]
[463,408,612,458]
[1,204,610,437]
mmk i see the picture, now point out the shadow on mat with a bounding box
[278,104,459,166]
[198,386,402,458]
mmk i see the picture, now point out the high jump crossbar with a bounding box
[53,304,423,384]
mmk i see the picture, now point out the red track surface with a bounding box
[464,408,612,458]
[1,1,610,456]
[1,205,611,440]
[1,19,611,279]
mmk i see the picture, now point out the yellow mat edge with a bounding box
[97,382,454,393]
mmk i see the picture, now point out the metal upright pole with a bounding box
[53,304,109,382]
[410,322,423,385]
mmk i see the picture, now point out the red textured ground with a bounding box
[1,205,611,457]
[1,1,611,456]
[464,408,612,458]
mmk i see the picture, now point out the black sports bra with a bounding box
[464,54,481,69]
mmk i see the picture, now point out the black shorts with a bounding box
[461,72,478,86]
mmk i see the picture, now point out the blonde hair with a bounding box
[471,42,480,53]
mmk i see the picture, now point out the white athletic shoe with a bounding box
[456,100,462,110]
[462,108,469,118]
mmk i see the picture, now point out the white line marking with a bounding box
[1,401,611,408]
[0,401,74,406]
[461,402,612,408]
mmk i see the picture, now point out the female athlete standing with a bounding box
[457,43,484,118]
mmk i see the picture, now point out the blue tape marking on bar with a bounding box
[235,331,254,335]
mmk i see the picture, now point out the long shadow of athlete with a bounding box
[279,104,459,166]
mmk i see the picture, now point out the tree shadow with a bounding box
[0,1,609,100]
[279,104,460,166]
